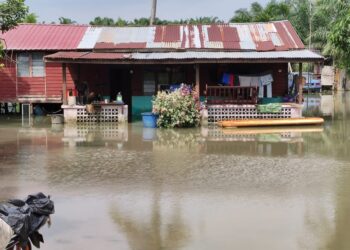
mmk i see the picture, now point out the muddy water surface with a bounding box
[1,93,350,250]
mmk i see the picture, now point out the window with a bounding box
[17,52,45,77]
[143,67,186,95]
[32,53,45,76]
[17,53,30,77]
[144,72,156,96]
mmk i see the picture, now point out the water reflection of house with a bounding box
[303,94,334,117]
[0,21,322,123]
[62,123,128,147]
[201,126,323,157]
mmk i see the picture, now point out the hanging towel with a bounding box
[222,73,235,86]
[229,74,235,86]
[258,74,274,98]
[239,76,260,87]
[238,76,252,87]
[222,73,230,85]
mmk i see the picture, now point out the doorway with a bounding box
[110,67,132,122]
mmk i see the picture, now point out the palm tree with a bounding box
[24,13,37,23]
[230,9,252,22]
[89,17,115,26]
[229,1,290,23]
[58,17,76,24]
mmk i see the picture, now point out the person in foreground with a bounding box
[0,193,54,250]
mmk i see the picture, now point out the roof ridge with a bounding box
[18,23,88,27]
[230,20,290,25]
[17,20,290,29]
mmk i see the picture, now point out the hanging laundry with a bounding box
[228,74,234,86]
[222,73,234,86]
[238,74,274,98]
[259,74,273,98]
[238,76,251,87]
[238,76,260,87]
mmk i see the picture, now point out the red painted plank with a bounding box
[0,62,16,101]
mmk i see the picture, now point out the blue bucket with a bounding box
[141,112,159,128]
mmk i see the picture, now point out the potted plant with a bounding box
[152,84,200,128]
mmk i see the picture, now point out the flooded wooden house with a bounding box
[0,21,323,123]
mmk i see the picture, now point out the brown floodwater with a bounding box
[1,92,350,250]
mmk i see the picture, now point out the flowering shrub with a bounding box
[152,84,200,128]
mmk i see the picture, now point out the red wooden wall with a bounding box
[0,55,76,103]
[0,53,289,103]
[0,59,16,102]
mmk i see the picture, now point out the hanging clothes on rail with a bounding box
[238,76,260,87]
[259,74,273,98]
[222,73,235,86]
[238,74,274,98]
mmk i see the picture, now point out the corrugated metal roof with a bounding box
[0,24,88,50]
[88,20,304,51]
[45,51,131,60]
[2,21,305,52]
[44,51,89,59]
[45,50,323,62]
[131,50,321,60]
[77,27,103,49]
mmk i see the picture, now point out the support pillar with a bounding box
[298,62,303,104]
[62,63,67,105]
[195,64,200,98]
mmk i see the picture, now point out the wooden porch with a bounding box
[203,85,302,124]
[205,85,258,105]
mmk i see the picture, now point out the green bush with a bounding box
[152,84,200,128]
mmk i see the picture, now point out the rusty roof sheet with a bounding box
[45,50,323,63]
[0,24,88,50]
[45,51,89,59]
[2,21,305,52]
[45,51,131,61]
[89,20,304,51]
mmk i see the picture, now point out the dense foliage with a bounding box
[329,8,350,72]
[0,0,28,32]
[89,16,223,26]
[59,17,76,24]
[152,85,200,128]
[24,13,37,23]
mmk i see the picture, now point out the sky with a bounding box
[25,0,270,24]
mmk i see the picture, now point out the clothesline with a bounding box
[222,73,274,98]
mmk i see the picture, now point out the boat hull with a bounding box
[218,117,324,128]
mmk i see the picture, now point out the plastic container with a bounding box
[68,96,76,106]
[141,112,158,128]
